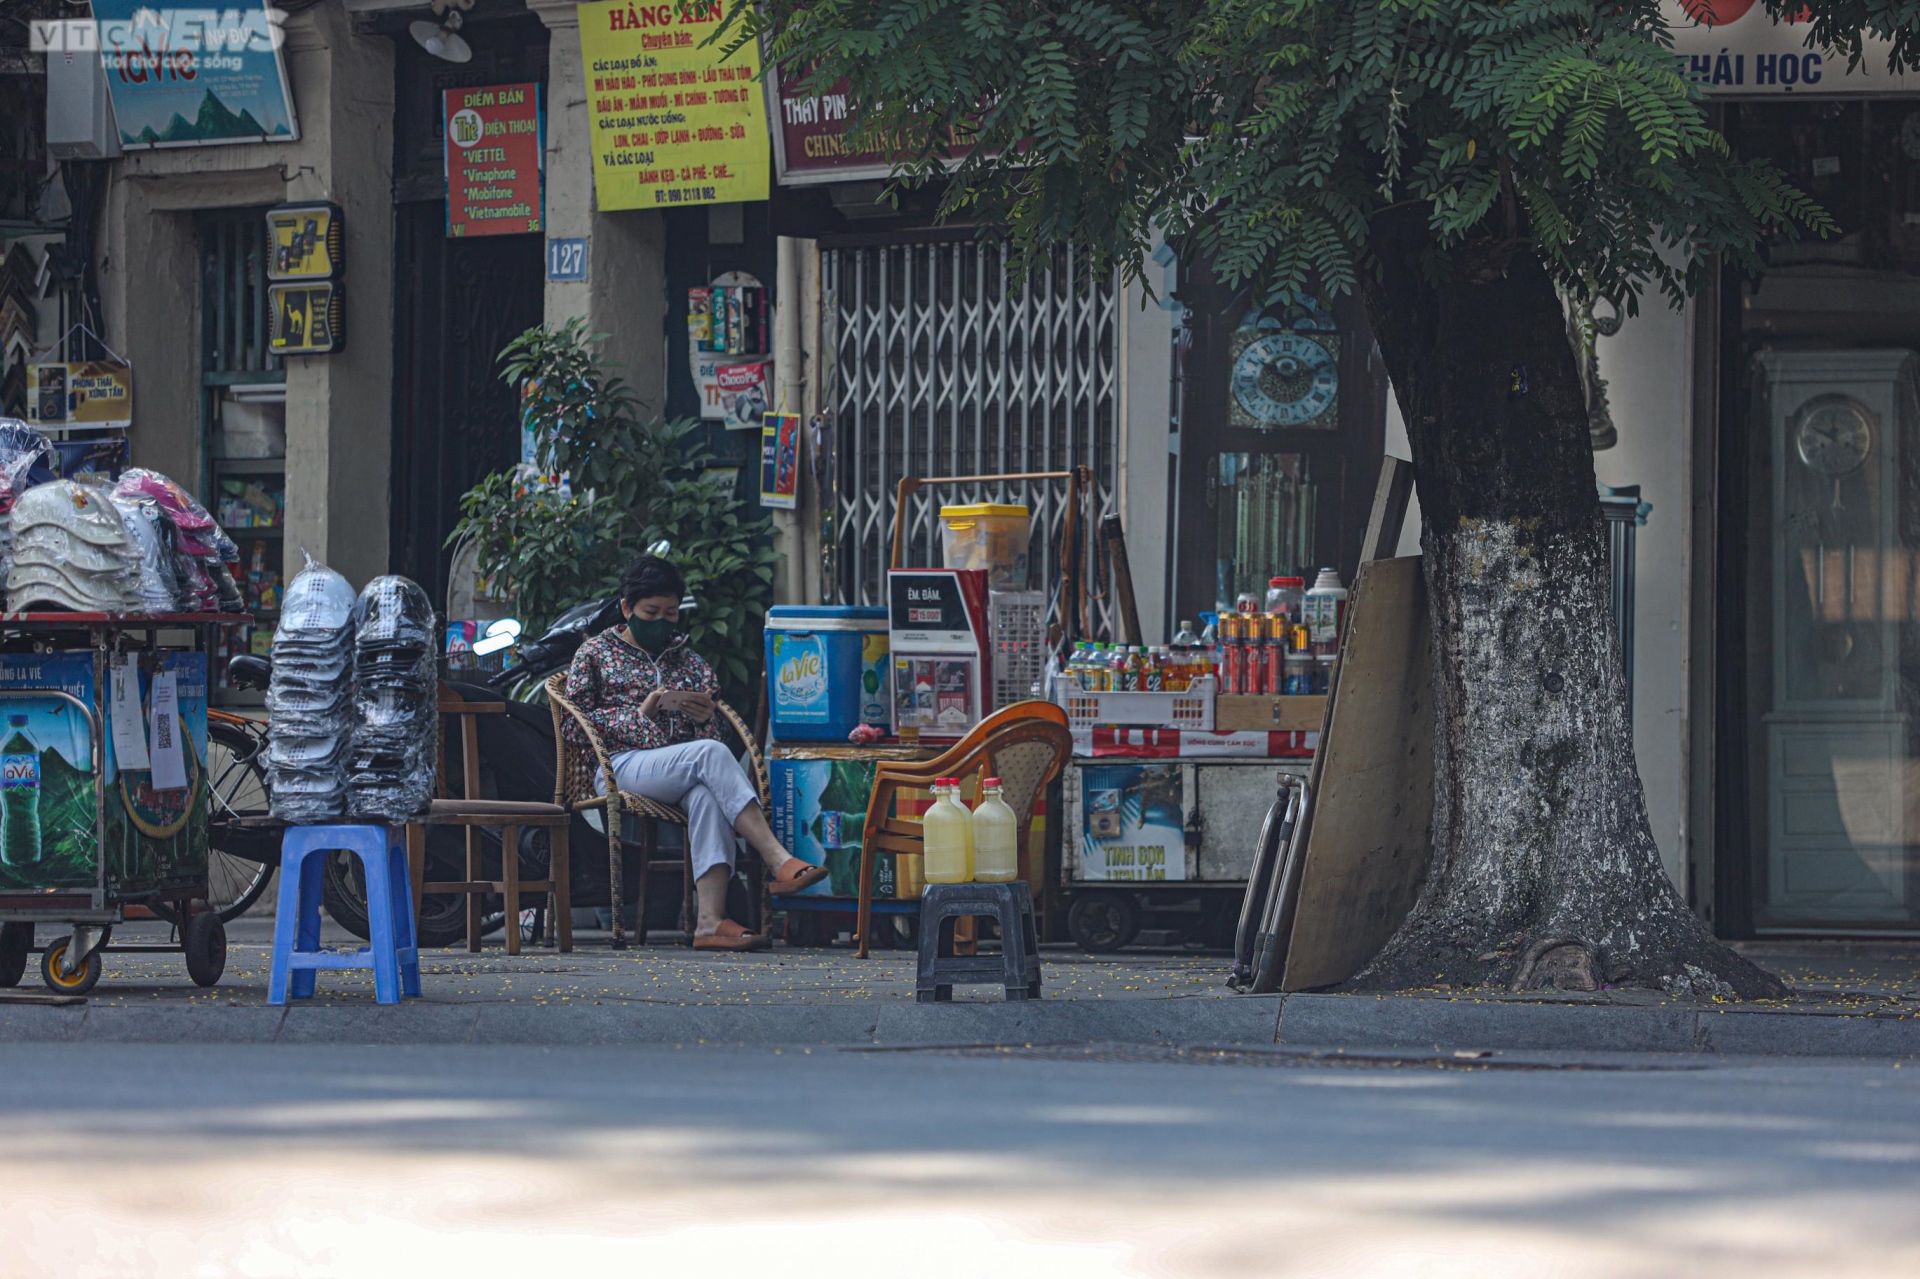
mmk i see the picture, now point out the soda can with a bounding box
[1266,637,1286,696]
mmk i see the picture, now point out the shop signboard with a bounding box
[767,62,978,186]
[1073,761,1186,882]
[0,652,208,896]
[577,1,770,210]
[1665,0,1920,94]
[92,0,298,148]
[444,82,545,238]
[25,359,133,429]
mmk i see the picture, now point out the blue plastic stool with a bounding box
[269,824,421,1005]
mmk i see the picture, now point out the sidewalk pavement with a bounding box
[1,917,1915,1058]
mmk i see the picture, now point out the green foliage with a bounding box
[729,0,1843,314]
[452,320,779,703]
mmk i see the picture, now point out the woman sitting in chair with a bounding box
[564,554,828,950]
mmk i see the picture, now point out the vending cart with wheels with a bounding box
[0,614,244,994]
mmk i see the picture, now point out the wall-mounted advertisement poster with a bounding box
[92,0,298,148]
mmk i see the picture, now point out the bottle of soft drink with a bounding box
[1109,644,1133,691]
[1145,646,1166,692]
[1265,615,1287,696]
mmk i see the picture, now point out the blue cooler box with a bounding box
[765,605,890,742]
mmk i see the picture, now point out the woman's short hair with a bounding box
[620,554,686,606]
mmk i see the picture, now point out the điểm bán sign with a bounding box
[445,82,544,237]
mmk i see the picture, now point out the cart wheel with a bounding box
[183,912,227,988]
[0,923,32,987]
[40,936,102,996]
[1068,893,1140,954]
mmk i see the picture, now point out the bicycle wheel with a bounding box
[154,719,275,924]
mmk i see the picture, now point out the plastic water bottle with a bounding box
[972,777,1019,882]
[1,714,43,866]
[923,778,975,883]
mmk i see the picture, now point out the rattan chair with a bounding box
[545,672,771,948]
[857,700,1072,957]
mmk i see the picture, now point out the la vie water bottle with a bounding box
[1,714,43,866]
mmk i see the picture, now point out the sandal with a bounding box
[693,919,769,952]
[768,859,830,896]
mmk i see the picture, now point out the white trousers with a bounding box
[607,738,758,879]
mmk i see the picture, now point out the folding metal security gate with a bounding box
[822,239,1120,608]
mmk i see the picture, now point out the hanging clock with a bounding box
[1228,328,1340,429]
[1793,394,1874,477]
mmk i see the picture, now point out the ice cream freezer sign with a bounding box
[577,1,771,210]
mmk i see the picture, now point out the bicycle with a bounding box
[148,707,276,924]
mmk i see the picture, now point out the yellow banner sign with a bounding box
[27,361,133,429]
[577,2,770,210]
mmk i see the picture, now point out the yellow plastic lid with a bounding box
[939,503,1030,519]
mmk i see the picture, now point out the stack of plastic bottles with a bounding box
[7,481,143,613]
[266,555,358,823]
[346,575,438,821]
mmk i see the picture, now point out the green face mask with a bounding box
[625,614,678,653]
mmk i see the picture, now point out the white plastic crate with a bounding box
[1057,678,1217,731]
[989,590,1048,707]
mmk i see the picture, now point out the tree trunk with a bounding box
[1352,206,1784,1000]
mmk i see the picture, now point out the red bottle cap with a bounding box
[983,777,1001,786]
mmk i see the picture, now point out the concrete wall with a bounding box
[1381,304,1694,887]
[530,0,668,414]
[97,3,394,582]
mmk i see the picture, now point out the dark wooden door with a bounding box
[390,211,543,604]
[1172,261,1388,626]
[385,8,548,606]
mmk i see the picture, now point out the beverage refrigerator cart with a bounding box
[0,612,248,994]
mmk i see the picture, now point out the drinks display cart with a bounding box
[0,611,248,994]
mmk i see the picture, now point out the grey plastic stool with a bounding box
[916,881,1042,1003]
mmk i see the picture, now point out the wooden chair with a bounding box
[404,687,573,955]
[545,672,771,949]
[857,700,1072,958]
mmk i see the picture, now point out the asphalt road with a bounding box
[0,1043,1914,1277]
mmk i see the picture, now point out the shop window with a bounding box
[197,208,284,705]
[1211,452,1317,609]
[1721,102,1920,932]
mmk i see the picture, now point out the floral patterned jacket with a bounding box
[562,627,722,756]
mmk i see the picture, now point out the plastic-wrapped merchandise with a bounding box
[265,555,358,823]
[5,481,142,613]
[0,420,53,603]
[106,493,186,613]
[346,575,438,821]
[111,467,241,609]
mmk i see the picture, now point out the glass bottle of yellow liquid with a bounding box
[922,777,975,883]
[971,776,1019,882]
